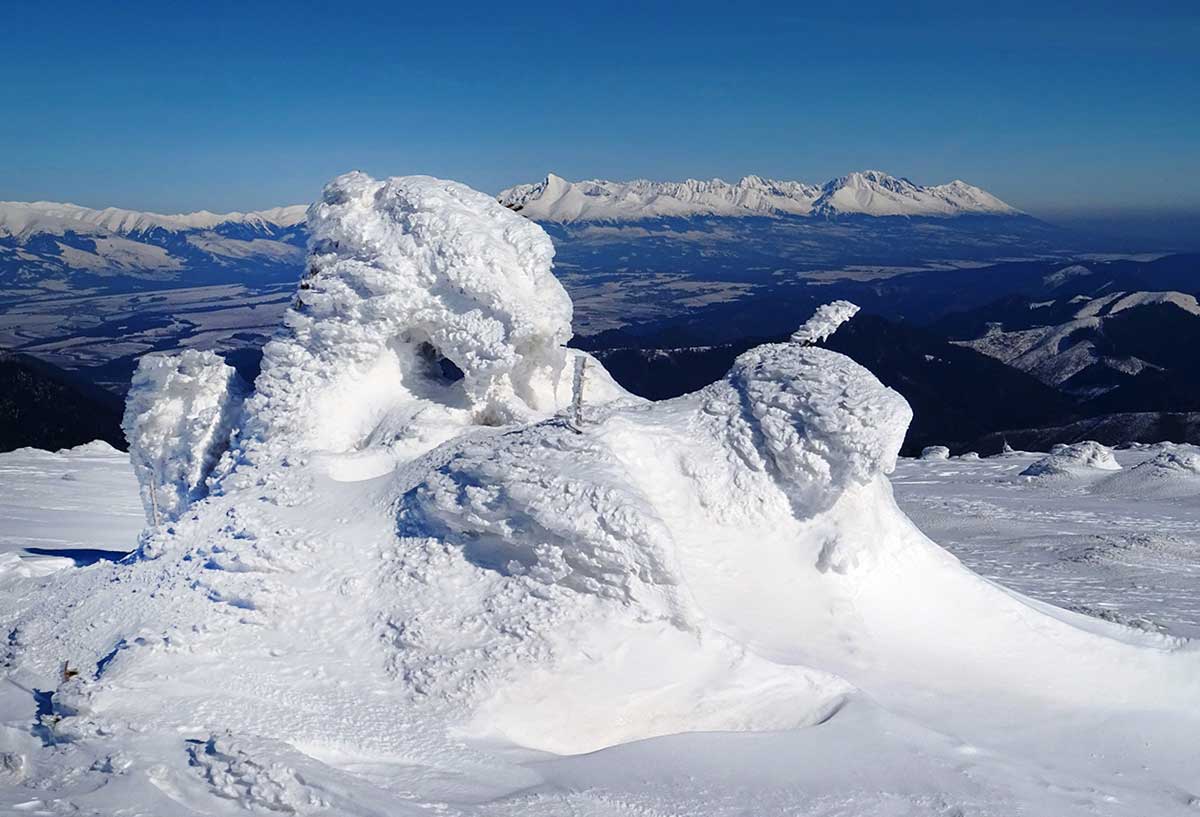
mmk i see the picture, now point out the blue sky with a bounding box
[4,1,1197,216]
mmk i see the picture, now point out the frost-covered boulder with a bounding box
[241,173,593,457]
[122,350,247,524]
[1020,440,1120,477]
[920,445,950,460]
[710,310,911,518]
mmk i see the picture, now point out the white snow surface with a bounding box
[0,442,141,580]
[498,170,1021,222]
[2,175,1199,817]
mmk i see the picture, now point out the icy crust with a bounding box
[1020,440,1121,477]
[241,173,580,458]
[122,350,247,523]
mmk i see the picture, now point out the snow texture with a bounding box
[1020,440,1121,477]
[920,445,951,460]
[122,350,247,524]
[789,299,859,344]
[240,173,622,465]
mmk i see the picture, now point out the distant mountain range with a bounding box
[0,200,306,298]
[1,172,1054,304]
[497,170,1022,222]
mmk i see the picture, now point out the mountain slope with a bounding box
[946,291,1200,399]
[0,351,126,452]
[0,200,307,298]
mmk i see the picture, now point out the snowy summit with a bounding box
[497,170,1022,222]
[1,173,1197,817]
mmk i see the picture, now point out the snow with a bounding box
[498,170,1020,222]
[920,444,951,460]
[956,290,1199,387]
[789,299,859,344]
[2,174,1200,816]
[122,350,248,525]
[241,172,622,467]
[1107,290,1200,316]
[1020,440,1122,477]
[0,442,141,582]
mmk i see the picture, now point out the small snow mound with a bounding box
[920,445,950,461]
[1141,449,1200,475]
[1020,441,1121,478]
[122,350,247,524]
[241,172,585,458]
[789,300,860,345]
[56,440,122,456]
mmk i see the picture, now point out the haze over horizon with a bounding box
[4,1,1197,219]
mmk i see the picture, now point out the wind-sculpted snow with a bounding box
[716,342,911,517]
[789,299,859,345]
[4,174,1200,816]
[1021,440,1121,477]
[241,173,599,460]
[122,350,247,524]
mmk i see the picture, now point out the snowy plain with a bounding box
[1,174,1198,817]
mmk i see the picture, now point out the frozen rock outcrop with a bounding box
[122,350,247,524]
[920,445,951,461]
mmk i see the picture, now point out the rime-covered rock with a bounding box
[122,350,246,524]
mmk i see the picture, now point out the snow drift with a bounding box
[3,173,1199,816]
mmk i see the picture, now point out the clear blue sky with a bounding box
[4,0,1197,216]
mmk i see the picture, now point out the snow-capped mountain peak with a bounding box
[497,170,1021,222]
[811,170,1020,217]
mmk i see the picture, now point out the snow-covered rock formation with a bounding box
[239,172,623,469]
[2,173,1199,816]
[122,350,247,524]
[497,170,1021,222]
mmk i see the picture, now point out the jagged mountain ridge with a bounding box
[497,170,1022,222]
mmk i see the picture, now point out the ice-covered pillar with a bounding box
[122,350,248,525]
